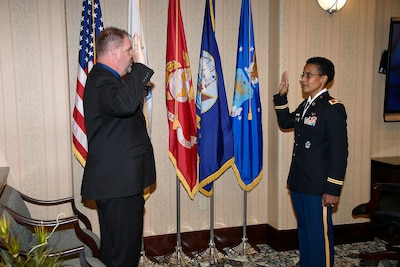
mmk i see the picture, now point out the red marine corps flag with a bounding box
[166,0,197,199]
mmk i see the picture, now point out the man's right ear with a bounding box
[110,46,118,58]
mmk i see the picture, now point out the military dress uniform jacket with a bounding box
[273,91,348,197]
[81,63,156,200]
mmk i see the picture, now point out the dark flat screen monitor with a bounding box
[384,17,400,122]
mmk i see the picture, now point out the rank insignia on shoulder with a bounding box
[329,99,342,105]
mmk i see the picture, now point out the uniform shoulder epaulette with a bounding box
[328,99,342,105]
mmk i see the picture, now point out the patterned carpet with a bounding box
[220,239,398,267]
[145,238,399,267]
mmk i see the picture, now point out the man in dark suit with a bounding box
[273,57,348,267]
[81,27,156,267]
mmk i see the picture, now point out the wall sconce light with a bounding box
[317,0,347,16]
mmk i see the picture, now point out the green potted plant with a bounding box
[0,214,64,267]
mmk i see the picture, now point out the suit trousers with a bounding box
[96,194,145,267]
[291,190,334,267]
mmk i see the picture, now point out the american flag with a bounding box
[72,0,104,167]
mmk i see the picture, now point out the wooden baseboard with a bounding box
[143,222,374,256]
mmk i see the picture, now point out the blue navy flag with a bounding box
[196,0,234,196]
[231,0,263,191]
[72,0,104,167]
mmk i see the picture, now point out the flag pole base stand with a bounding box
[138,250,157,267]
[227,237,258,256]
[198,242,227,264]
[168,245,193,266]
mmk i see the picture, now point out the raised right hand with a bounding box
[132,33,146,64]
[279,71,289,96]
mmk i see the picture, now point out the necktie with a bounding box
[302,101,311,119]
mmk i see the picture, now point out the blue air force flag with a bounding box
[231,0,263,191]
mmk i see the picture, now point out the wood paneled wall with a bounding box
[1,0,399,239]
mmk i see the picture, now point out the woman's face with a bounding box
[300,63,327,98]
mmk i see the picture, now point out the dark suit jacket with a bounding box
[81,63,156,200]
[273,91,348,197]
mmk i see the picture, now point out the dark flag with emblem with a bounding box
[196,0,234,196]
